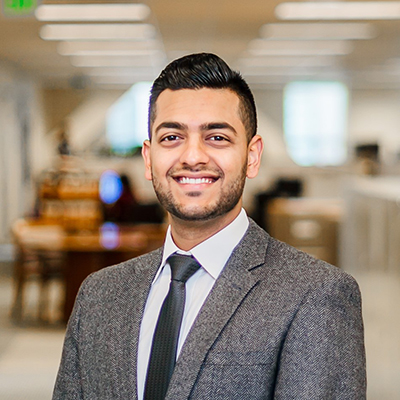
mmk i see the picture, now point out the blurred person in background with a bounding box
[102,173,138,223]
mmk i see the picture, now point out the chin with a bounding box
[172,206,215,222]
[170,201,239,223]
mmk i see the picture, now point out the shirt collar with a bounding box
[159,208,249,281]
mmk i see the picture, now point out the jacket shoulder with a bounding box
[245,219,360,293]
[78,247,162,295]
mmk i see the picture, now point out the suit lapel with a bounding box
[166,221,269,399]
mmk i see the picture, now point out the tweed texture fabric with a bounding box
[52,219,366,399]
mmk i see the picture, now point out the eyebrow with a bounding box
[200,122,237,135]
[154,122,187,134]
[154,121,237,135]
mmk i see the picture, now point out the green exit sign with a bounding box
[3,0,40,16]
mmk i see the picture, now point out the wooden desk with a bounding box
[12,219,166,322]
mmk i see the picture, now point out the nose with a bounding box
[179,135,209,167]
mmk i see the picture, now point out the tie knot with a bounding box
[167,254,200,283]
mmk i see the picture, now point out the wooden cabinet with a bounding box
[267,198,343,266]
[38,171,102,230]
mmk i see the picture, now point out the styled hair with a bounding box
[148,53,257,142]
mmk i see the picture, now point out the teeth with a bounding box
[180,177,213,184]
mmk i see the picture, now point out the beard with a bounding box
[152,162,247,222]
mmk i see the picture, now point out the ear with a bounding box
[246,135,263,179]
[142,140,153,181]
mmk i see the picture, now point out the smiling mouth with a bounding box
[176,177,217,184]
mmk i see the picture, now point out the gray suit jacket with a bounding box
[53,220,366,399]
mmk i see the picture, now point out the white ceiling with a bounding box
[1,0,400,89]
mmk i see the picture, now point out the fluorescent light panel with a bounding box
[245,76,309,85]
[40,24,156,41]
[71,55,160,68]
[87,68,156,77]
[260,23,376,40]
[239,56,335,68]
[276,2,400,20]
[35,4,150,22]
[243,68,317,77]
[58,41,161,57]
[248,39,353,55]
[58,42,161,57]
[67,49,160,57]
[92,75,155,84]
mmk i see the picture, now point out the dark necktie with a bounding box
[144,254,201,400]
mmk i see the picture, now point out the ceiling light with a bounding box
[35,4,150,22]
[238,56,335,68]
[243,67,317,77]
[70,55,162,68]
[248,39,353,56]
[276,2,400,20]
[58,42,161,57]
[58,41,161,56]
[244,76,294,86]
[260,23,377,40]
[87,68,154,77]
[67,49,160,57]
[91,75,156,85]
[40,24,156,41]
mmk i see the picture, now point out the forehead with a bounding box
[153,88,243,127]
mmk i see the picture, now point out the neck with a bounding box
[169,208,241,251]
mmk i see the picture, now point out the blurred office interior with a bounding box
[1,1,400,399]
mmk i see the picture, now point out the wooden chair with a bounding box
[10,220,66,324]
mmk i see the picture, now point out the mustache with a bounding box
[167,165,224,178]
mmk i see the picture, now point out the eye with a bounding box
[160,134,180,142]
[208,134,230,142]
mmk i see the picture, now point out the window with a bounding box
[283,81,348,167]
[106,81,152,155]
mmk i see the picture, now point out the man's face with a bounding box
[142,88,262,223]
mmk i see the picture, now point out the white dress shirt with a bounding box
[137,208,249,400]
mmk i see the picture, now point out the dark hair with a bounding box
[148,53,257,142]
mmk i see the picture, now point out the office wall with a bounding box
[41,88,93,133]
[349,89,400,171]
[66,89,123,153]
[0,63,37,241]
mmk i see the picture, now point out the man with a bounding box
[53,53,366,399]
